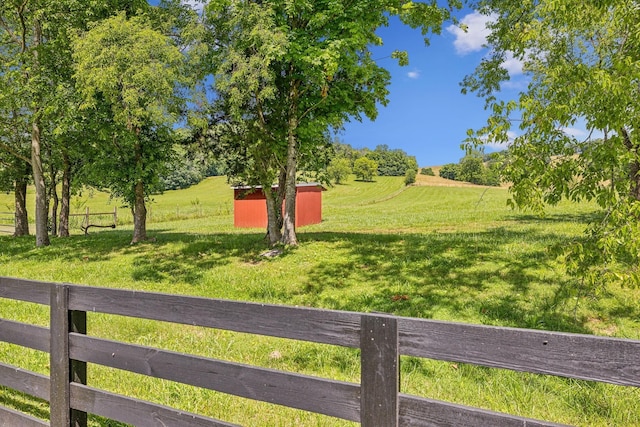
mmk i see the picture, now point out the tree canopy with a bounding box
[72,11,188,243]
[465,0,640,287]
[368,144,419,177]
[354,157,379,182]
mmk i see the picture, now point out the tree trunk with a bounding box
[281,132,298,245]
[621,128,640,201]
[13,162,30,237]
[131,139,147,243]
[264,186,282,246]
[49,167,58,236]
[131,180,147,243]
[277,169,286,231]
[32,117,50,247]
[58,152,71,237]
[281,80,299,246]
[31,21,49,247]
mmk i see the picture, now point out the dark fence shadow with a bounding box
[295,229,595,334]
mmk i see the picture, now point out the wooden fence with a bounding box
[0,207,117,236]
[0,276,639,426]
[70,207,117,234]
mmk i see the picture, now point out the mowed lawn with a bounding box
[1,176,639,426]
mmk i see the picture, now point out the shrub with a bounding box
[420,167,435,176]
[439,163,459,180]
[327,157,352,184]
[404,168,417,185]
[353,157,378,181]
[458,156,485,184]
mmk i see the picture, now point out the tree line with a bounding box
[438,150,502,186]
[326,142,419,184]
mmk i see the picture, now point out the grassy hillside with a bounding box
[1,176,639,426]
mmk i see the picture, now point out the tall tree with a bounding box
[0,1,49,245]
[1,0,150,245]
[464,0,640,287]
[204,0,456,246]
[0,75,31,237]
[73,12,187,243]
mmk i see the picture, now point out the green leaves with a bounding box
[465,0,640,287]
[391,50,410,66]
[72,12,185,131]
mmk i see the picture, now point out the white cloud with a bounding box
[561,127,588,138]
[447,12,525,78]
[407,70,420,79]
[482,130,516,150]
[183,0,205,13]
[502,78,528,90]
[446,12,494,55]
[502,52,524,76]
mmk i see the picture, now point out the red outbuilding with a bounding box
[233,183,326,228]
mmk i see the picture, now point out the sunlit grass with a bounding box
[1,176,639,425]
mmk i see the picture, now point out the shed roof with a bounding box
[231,182,326,191]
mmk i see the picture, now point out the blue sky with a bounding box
[340,11,525,167]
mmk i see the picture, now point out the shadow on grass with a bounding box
[0,230,266,285]
[507,211,602,224]
[0,386,49,422]
[1,224,635,336]
[0,386,130,427]
[294,229,598,334]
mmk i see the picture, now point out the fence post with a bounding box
[70,307,87,427]
[50,284,87,427]
[360,314,399,427]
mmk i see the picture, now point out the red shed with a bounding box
[233,183,326,228]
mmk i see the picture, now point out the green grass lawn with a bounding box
[1,176,639,426]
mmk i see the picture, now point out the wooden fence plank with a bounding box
[49,284,71,427]
[71,383,238,427]
[0,319,49,352]
[0,277,51,305]
[68,285,361,348]
[0,362,49,401]
[69,334,361,422]
[399,395,570,427]
[0,406,49,427]
[361,314,399,427]
[398,318,640,387]
[70,310,87,427]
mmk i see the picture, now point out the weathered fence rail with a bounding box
[0,207,118,236]
[0,212,14,234]
[0,276,639,426]
[70,207,117,234]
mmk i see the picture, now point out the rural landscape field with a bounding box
[1,174,639,426]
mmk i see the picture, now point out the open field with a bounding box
[1,176,639,426]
